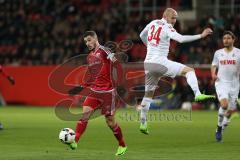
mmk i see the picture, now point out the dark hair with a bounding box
[223,31,236,39]
[83,31,98,38]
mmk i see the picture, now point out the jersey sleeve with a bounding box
[211,51,218,67]
[101,47,124,86]
[167,26,201,43]
[105,50,117,62]
[139,23,150,45]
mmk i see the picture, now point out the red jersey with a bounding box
[84,45,115,91]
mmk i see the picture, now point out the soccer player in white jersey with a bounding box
[138,8,216,134]
[211,31,240,142]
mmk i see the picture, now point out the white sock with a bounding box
[185,71,201,97]
[222,116,230,130]
[217,107,225,127]
[140,97,152,125]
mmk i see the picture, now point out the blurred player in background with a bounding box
[211,31,240,142]
[68,31,127,156]
[138,8,215,134]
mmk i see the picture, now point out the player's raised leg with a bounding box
[105,114,127,156]
[180,66,215,102]
[69,106,94,150]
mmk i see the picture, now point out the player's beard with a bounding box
[88,43,97,51]
[224,43,233,49]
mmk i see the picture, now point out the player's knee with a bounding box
[220,100,228,109]
[181,67,194,76]
[107,121,115,128]
[105,116,115,128]
[224,110,232,117]
[186,68,195,75]
[79,117,89,123]
[188,67,194,72]
[80,113,91,121]
[221,104,228,110]
[81,106,94,120]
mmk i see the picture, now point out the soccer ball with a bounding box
[59,128,75,144]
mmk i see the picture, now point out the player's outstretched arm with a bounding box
[200,28,213,38]
[169,27,213,43]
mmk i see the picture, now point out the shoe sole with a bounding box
[140,129,149,135]
[116,148,127,156]
[195,97,216,102]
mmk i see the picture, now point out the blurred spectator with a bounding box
[1,0,239,108]
[1,1,240,65]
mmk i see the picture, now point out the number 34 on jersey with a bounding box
[147,25,162,45]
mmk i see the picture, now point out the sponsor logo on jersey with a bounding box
[220,59,236,65]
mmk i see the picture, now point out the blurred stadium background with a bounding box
[0,0,240,109]
[0,1,240,159]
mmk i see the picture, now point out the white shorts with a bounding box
[144,57,185,91]
[215,80,239,110]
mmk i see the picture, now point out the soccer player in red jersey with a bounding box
[69,31,127,156]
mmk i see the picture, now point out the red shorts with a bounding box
[83,89,118,115]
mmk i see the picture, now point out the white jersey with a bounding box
[212,47,240,82]
[140,18,201,63]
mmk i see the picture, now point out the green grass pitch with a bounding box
[0,106,239,160]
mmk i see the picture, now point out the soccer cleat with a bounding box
[194,94,215,102]
[215,126,222,142]
[140,123,149,135]
[115,146,127,156]
[69,142,78,150]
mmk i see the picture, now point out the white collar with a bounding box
[161,18,173,27]
[161,18,167,23]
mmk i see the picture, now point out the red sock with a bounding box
[75,120,88,143]
[111,124,126,147]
